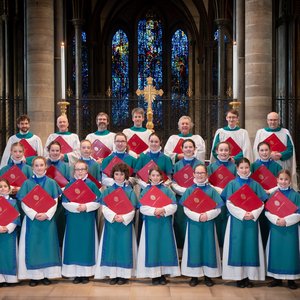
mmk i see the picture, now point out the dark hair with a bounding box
[32,156,47,166]
[277,169,291,179]
[226,109,239,117]
[194,164,207,173]
[257,141,270,151]
[148,166,163,181]
[17,114,30,124]
[0,178,11,189]
[235,157,250,167]
[216,141,231,152]
[111,163,130,180]
[182,138,196,149]
[47,140,61,152]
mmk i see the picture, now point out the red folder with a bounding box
[137,160,168,182]
[22,185,56,213]
[103,187,134,214]
[173,138,184,154]
[264,133,287,152]
[0,197,20,226]
[265,191,298,218]
[173,164,194,188]
[103,156,133,177]
[1,165,27,187]
[91,139,111,160]
[128,134,148,155]
[19,139,37,157]
[139,186,172,208]
[54,136,73,154]
[183,188,217,213]
[46,165,69,188]
[224,137,242,156]
[209,165,235,189]
[250,165,277,190]
[63,179,97,204]
[87,173,102,189]
[229,184,263,211]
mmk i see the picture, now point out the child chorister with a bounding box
[137,167,180,285]
[17,156,62,287]
[61,160,101,284]
[0,179,20,287]
[95,163,137,285]
[221,158,268,288]
[265,170,300,290]
[180,165,223,287]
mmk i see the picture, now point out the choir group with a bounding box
[0,108,299,290]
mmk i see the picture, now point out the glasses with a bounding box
[74,168,87,171]
[194,172,206,175]
[115,140,126,143]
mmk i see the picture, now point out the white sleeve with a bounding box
[194,135,206,162]
[101,173,115,187]
[184,206,200,222]
[6,223,17,234]
[45,199,58,220]
[171,182,186,195]
[85,202,101,212]
[284,213,300,226]
[140,205,156,216]
[62,202,80,213]
[21,202,37,220]
[206,208,221,220]
[122,210,135,226]
[136,178,148,189]
[164,204,177,216]
[35,136,44,156]
[102,205,116,223]
[164,136,177,164]
[251,204,264,221]
[226,200,246,221]
[0,137,13,168]
[265,211,279,225]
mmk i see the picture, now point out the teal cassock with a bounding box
[79,158,101,182]
[250,159,282,177]
[17,175,62,270]
[62,178,101,267]
[180,184,224,269]
[0,161,33,179]
[266,188,300,277]
[0,197,20,277]
[221,177,268,267]
[99,183,137,269]
[102,152,137,172]
[46,159,71,181]
[172,158,203,248]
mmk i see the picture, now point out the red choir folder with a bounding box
[103,156,133,177]
[63,179,97,204]
[46,165,69,188]
[250,165,277,190]
[173,164,194,188]
[91,139,111,160]
[173,138,184,154]
[22,185,56,213]
[139,185,172,208]
[53,136,73,154]
[1,165,27,187]
[208,165,235,189]
[229,184,263,211]
[224,137,242,156]
[0,196,20,226]
[19,139,37,157]
[182,188,217,214]
[103,187,134,214]
[127,134,148,155]
[264,133,287,152]
[265,191,298,218]
[87,173,102,189]
[137,160,168,182]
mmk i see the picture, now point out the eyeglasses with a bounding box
[74,168,87,171]
[194,172,206,175]
[115,140,126,143]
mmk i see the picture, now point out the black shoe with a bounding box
[268,279,282,287]
[204,276,214,287]
[159,275,167,285]
[189,277,199,287]
[109,278,118,285]
[81,277,89,284]
[152,277,160,285]
[288,280,298,290]
[244,278,253,288]
[236,279,246,288]
[0,282,9,287]
[117,277,128,285]
[41,278,52,285]
[29,279,39,287]
[73,277,82,284]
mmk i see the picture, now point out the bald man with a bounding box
[253,112,297,190]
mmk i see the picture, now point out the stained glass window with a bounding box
[111,30,130,127]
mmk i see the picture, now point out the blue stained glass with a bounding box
[111,30,130,126]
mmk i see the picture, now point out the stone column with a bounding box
[245,0,272,141]
[26,0,54,144]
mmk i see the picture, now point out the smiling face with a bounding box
[49,144,61,160]
[178,118,191,135]
[226,112,238,128]
[216,142,230,160]
[149,134,161,152]
[0,180,10,196]
[267,112,279,129]
[32,158,47,176]
[113,171,126,185]
[182,141,195,158]
[237,161,250,177]
[80,141,92,158]
[132,113,144,127]
[74,162,88,179]
[114,134,127,152]
[193,165,207,184]
[258,143,271,160]
[96,114,109,131]
[277,172,290,189]
[149,169,162,184]
[11,145,24,161]
[57,116,69,132]
[17,119,30,133]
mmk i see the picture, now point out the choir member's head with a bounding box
[32,156,47,176]
[257,141,271,161]
[10,142,25,162]
[276,169,291,189]
[225,109,239,129]
[148,132,162,152]
[80,140,92,159]
[96,112,110,131]
[47,141,62,161]
[0,178,11,196]
[193,164,208,184]
[267,112,280,129]
[178,116,193,135]
[17,115,30,133]
[111,163,130,184]
[148,166,163,185]
[131,107,145,127]
[73,160,88,180]
[216,141,231,161]
[236,157,251,178]
[114,132,128,152]
[56,115,69,132]
[182,139,196,158]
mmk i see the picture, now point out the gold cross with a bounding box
[136,77,164,131]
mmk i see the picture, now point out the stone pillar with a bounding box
[245,0,272,141]
[26,0,54,144]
